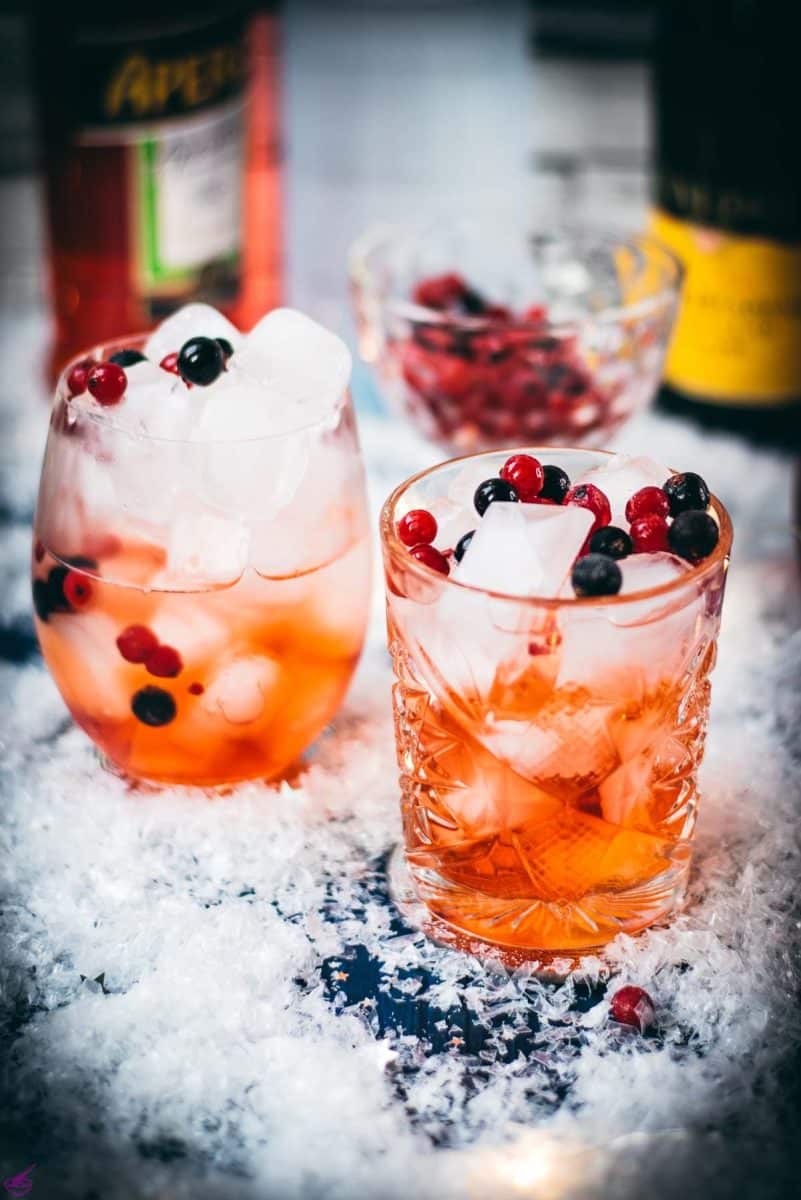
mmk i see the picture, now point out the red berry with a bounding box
[630,513,670,554]
[86,362,127,406]
[188,681,205,696]
[63,570,93,609]
[398,509,438,547]
[66,359,93,397]
[145,644,183,678]
[625,486,670,524]
[160,351,181,375]
[609,985,656,1032]
[116,624,159,664]
[413,272,466,310]
[409,544,450,575]
[34,540,45,563]
[500,454,544,501]
[565,483,612,533]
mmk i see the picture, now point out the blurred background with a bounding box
[0,0,798,449]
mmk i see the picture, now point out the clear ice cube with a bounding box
[144,302,242,366]
[202,656,282,725]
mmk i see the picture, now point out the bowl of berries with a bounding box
[350,221,681,452]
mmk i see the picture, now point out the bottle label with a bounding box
[651,208,801,406]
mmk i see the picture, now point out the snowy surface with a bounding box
[2,356,801,1198]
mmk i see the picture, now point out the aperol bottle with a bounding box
[31,1,282,379]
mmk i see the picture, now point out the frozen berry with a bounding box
[571,553,622,597]
[409,544,450,575]
[66,359,93,397]
[46,565,72,613]
[177,336,225,386]
[131,686,176,727]
[453,530,475,562]
[398,509,438,547]
[668,510,720,563]
[630,513,670,554]
[216,337,234,361]
[413,273,466,310]
[32,579,51,621]
[589,525,632,560]
[188,682,205,696]
[500,454,544,501]
[160,351,180,375]
[609,985,656,1032]
[474,477,519,517]
[63,570,92,609]
[538,464,571,504]
[663,471,710,516]
[34,540,45,563]
[87,362,127,406]
[109,348,146,367]
[144,644,183,678]
[565,483,611,533]
[116,624,159,664]
[625,486,670,524]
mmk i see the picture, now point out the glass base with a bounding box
[389,844,689,967]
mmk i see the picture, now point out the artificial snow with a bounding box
[1,401,800,1200]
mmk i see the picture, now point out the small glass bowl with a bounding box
[349,221,682,453]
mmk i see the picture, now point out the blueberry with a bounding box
[571,553,622,597]
[538,464,571,503]
[216,336,234,361]
[32,579,51,621]
[459,286,487,315]
[474,478,519,517]
[131,686,177,727]
[46,565,72,613]
[589,525,632,560]
[177,336,225,386]
[663,472,710,516]
[454,530,475,562]
[667,510,720,563]
[109,349,147,367]
[64,555,99,572]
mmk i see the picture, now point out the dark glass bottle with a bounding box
[650,0,801,449]
[30,0,282,379]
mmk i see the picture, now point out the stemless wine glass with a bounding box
[32,334,371,787]
[381,448,732,956]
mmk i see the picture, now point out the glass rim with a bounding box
[380,446,733,609]
[348,221,684,332]
[57,333,348,447]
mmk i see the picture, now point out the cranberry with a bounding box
[160,352,181,375]
[131,686,176,728]
[500,454,544,501]
[625,486,670,524]
[398,509,438,547]
[145,644,183,678]
[409,544,450,575]
[66,359,93,397]
[63,570,93,609]
[188,682,205,696]
[34,540,45,563]
[413,273,467,311]
[609,985,656,1032]
[116,624,159,664]
[87,362,127,407]
[565,483,611,533]
[630,513,670,554]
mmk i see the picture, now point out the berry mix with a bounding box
[392,272,619,449]
[396,453,720,596]
[66,333,233,405]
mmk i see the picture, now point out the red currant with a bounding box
[609,985,656,1032]
[116,624,159,664]
[630,513,670,554]
[34,540,45,563]
[86,362,127,407]
[145,644,183,679]
[564,483,612,533]
[160,351,181,375]
[625,486,670,524]
[398,509,438,547]
[409,544,450,576]
[500,453,544,501]
[66,359,93,397]
[188,682,205,696]
[63,570,93,609]
[413,273,467,310]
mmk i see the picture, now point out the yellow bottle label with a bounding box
[650,208,801,406]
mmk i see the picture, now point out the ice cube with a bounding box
[161,501,249,587]
[117,360,199,442]
[202,656,281,725]
[144,303,242,367]
[481,699,618,795]
[618,551,690,600]
[150,605,231,669]
[235,308,351,428]
[452,501,593,598]
[574,454,671,528]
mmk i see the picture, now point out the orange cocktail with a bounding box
[382,448,731,954]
